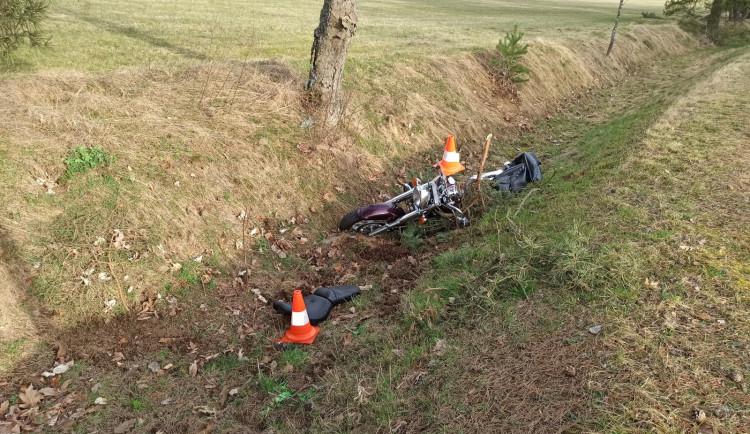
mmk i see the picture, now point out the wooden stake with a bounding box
[475,134,493,211]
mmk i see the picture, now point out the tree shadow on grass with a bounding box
[62,8,210,61]
[0,226,40,345]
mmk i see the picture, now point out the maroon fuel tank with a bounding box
[356,203,406,221]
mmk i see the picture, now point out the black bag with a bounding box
[492,152,542,192]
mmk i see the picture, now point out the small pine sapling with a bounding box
[0,0,50,59]
[493,25,531,84]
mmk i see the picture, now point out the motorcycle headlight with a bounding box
[412,185,430,209]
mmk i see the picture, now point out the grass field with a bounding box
[1,0,749,432]
[7,0,667,72]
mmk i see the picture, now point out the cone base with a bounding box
[278,325,320,345]
[440,161,465,177]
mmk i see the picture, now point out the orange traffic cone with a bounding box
[439,135,466,176]
[278,290,320,344]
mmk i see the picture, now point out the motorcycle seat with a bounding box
[273,295,333,325]
[314,285,361,305]
[273,285,362,325]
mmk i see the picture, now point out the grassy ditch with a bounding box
[261,46,750,432]
[1,43,747,433]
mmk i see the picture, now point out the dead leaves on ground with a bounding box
[0,381,86,432]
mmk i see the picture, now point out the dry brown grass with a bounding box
[595,51,750,431]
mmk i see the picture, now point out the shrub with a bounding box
[493,25,531,84]
[641,11,660,19]
[0,0,50,59]
[62,146,115,181]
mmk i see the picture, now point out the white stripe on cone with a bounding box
[291,310,310,326]
[443,150,460,163]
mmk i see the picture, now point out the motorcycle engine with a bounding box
[445,176,459,199]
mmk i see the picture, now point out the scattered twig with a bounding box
[242,206,249,271]
[107,250,130,312]
[513,188,540,218]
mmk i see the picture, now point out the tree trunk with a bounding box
[707,0,725,40]
[606,0,625,56]
[306,0,358,127]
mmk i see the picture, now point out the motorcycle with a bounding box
[339,136,542,237]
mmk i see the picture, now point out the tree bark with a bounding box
[706,0,725,40]
[606,0,625,56]
[306,0,358,127]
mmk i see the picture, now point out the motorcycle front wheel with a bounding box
[339,210,361,231]
[339,211,391,235]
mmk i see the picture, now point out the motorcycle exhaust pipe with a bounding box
[387,189,413,204]
[368,206,433,236]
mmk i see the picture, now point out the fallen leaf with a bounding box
[53,364,70,375]
[692,408,706,423]
[91,383,102,393]
[342,333,353,346]
[49,376,61,388]
[148,362,160,373]
[237,349,248,362]
[217,386,230,409]
[38,387,61,397]
[396,370,427,390]
[18,385,41,409]
[0,400,8,415]
[55,345,67,362]
[296,142,314,154]
[113,230,125,249]
[251,288,267,304]
[94,397,107,405]
[432,339,448,356]
[114,418,136,433]
[158,338,176,344]
[189,361,198,376]
[193,405,217,416]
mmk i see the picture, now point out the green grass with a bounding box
[203,354,244,372]
[1,338,27,355]
[6,0,664,73]
[62,146,115,181]
[277,347,309,370]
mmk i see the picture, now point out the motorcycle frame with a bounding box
[365,174,466,236]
